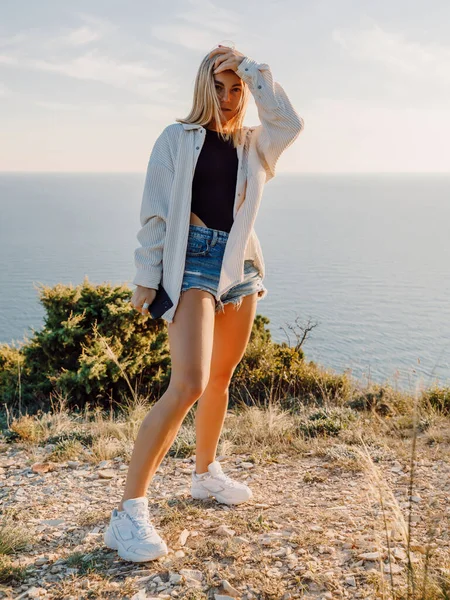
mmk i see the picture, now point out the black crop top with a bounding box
[191,128,238,234]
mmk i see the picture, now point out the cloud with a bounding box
[178,0,241,32]
[151,24,223,52]
[53,13,117,47]
[62,26,103,46]
[0,54,19,65]
[35,100,179,121]
[151,0,243,51]
[0,13,178,97]
[0,19,109,53]
[332,24,450,83]
[0,33,28,48]
[68,12,176,60]
[1,49,170,97]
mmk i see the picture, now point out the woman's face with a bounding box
[212,69,243,124]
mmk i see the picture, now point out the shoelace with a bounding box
[209,471,240,488]
[121,509,156,540]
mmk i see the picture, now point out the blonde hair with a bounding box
[175,49,250,149]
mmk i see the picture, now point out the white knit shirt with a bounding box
[133,55,304,323]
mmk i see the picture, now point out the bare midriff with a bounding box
[189,212,209,228]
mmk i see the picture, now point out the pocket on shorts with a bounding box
[186,237,210,257]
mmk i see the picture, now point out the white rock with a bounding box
[98,469,115,479]
[215,525,235,537]
[384,562,403,574]
[15,588,43,600]
[179,529,190,546]
[345,575,356,587]
[391,466,404,473]
[392,548,407,560]
[28,587,47,599]
[39,519,65,527]
[130,591,147,600]
[222,579,240,596]
[179,568,203,582]
[358,551,380,560]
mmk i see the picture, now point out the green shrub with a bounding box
[0,277,171,412]
[423,385,450,414]
[231,316,352,409]
[0,516,32,555]
[0,344,25,409]
[2,287,352,418]
[3,279,447,424]
[297,406,358,438]
[0,555,29,584]
[346,383,417,416]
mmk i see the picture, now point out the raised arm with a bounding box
[132,129,174,290]
[235,56,304,181]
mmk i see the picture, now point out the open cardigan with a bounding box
[132,55,305,323]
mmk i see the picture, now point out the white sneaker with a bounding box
[103,497,168,562]
[191,460,253,505]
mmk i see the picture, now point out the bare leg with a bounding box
[118,387,197,510]
[194,384,229,474]
[118,288,216,511]
[194,292,258,474]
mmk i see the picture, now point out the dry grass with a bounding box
[1,371,449,598]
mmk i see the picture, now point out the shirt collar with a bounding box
[181,123,203,130]
[181,122,250,132]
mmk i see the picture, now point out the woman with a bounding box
[104,44,304,563]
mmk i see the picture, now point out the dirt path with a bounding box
[1,438,449,599]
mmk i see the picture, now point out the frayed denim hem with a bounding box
[216,286,266,314]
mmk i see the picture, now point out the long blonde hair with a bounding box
[176,49,250,149]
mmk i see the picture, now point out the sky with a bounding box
[1,0,449,174]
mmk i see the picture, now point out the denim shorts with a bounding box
[180,224,267,314]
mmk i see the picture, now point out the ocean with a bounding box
[1,172,449,393]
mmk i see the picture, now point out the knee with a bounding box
[208,372,233,391]
[169,371,209,403]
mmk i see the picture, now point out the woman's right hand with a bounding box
[130,285,157,316]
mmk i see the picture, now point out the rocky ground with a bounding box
[0,430,449,600]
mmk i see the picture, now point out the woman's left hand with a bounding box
[208,45,245,74]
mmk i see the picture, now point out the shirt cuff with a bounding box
[132,271,161,290]
[235,56,260,86]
